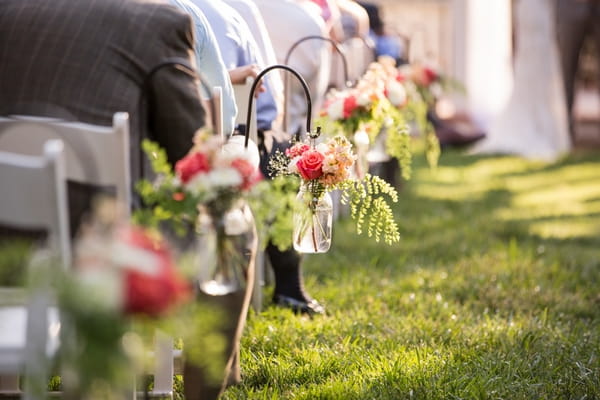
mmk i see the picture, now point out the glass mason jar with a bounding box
[196,200,256,296]
[293,185,333,253]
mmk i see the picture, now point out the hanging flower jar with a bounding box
[293,182,333,253]
[196,200,256,295]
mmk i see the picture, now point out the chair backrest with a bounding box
[0,140,70,268]
[233,77,258,143]
[0,113,131,217]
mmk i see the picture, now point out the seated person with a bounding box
[0,0,207,233]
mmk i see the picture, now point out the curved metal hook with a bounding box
[282,36,351,135]
[284,35,351,87]
[244,64,312,147]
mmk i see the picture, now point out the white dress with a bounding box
[471,0,571,160]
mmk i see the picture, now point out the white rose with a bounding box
[327,98,344,120]
[220,135,260,171]
[387,80,406,106]
[357,92,371,107]
[353,129,370,150]
[209,167,243,188]
[186,172,211,193]
[315,142,328,154]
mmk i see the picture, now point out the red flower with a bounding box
[231,158,262,190]
[343,95,358,118]
[395,73,405,82]
[286,143,310,158]
[423,67,438,86]
[175,152,210,183]
[296,150,324,180]
[120,227,191,317]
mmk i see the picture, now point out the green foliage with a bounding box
[0,239,33,286]
[385,113,412,180]
[220,146,600,400]
[341,173,400,245]
[247,175,299,251]
[133,140,196,236]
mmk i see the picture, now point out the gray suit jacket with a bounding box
[0,0,207,229]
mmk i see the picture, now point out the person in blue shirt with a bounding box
[190,0,278,132]
[169,0,238,136]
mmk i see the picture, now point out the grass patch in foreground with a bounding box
[223,148,600,399]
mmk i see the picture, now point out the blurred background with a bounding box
[364,0,600,148]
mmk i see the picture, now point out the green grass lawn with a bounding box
[223,148,600,399]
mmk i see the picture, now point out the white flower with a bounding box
[220,135,260,171]
[224,208,249,235]
[287,157,299,174]
[356,92,371,107]
[111,241,160,275]
[353,129,370,149]
[315,142,328,154]
[208,167,243,188]
[327,98,344,120]
[186,172,212,193]
[386,80,406,106]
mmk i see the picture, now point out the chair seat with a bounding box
[0,306,61,374]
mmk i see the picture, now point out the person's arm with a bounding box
[228,64,265,97]
[144,8,207,163]
[169,0,238,136]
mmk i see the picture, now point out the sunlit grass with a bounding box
[222,148,600,399]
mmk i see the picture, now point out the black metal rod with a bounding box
[244,64,312,147]
[282,36,351,135]
[283,35,350,87]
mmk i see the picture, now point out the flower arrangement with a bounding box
[269,128,400,252]
[316,60,419,180]
[55,198,216,398]
[135,129,263,234]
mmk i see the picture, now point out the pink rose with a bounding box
[286,143,310,159]
[175,152,210,183]
[296,150,324,180]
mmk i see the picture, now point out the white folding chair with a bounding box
[0,139,69,399]
[0,113,131,210]
[0,113,138,396]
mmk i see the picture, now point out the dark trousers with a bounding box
[555,0,600,139]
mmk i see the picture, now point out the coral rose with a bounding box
[231,158,262,190]
[296,150,324,180]
[175,152,210,183]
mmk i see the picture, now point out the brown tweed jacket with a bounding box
[0,0,206,176]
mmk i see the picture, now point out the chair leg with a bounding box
[151,331,174,399]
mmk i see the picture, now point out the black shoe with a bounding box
[273,294,325,316]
